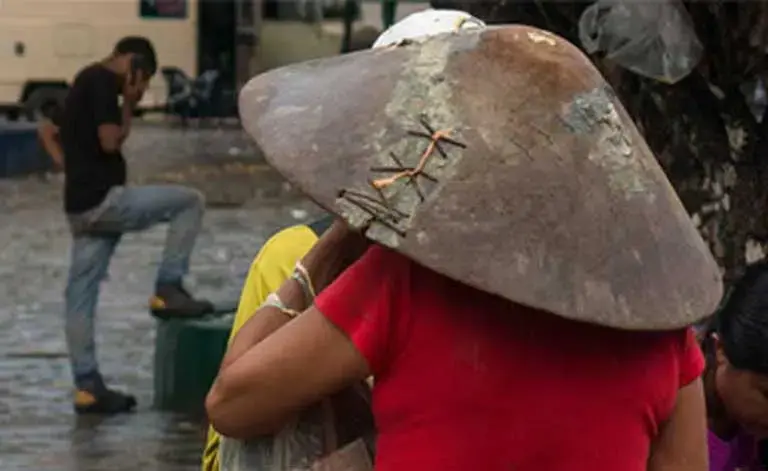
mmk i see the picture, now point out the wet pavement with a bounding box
[0,123,320,470]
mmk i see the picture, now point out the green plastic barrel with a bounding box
[153,313,234,412]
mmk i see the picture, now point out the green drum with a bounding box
[153,313,234,412]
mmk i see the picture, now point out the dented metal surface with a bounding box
[563,86,653,203]
[337,32,478,247]
[239,25,722,330]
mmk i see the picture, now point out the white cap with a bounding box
[372,9,486,49]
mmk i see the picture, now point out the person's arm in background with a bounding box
[217,222,360,372]
[227,225,319,342]
[37,119,64,170]
[647,378,708,470]
[648,378,709,471]
[96,70,145,153]
[206,221,372,438]
[648,328,708,471]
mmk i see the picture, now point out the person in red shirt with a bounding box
[206,220,708,471]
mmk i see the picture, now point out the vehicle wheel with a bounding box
[23,87,68,121]
[6,109,20,121]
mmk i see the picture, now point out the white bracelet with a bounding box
[294,261,317,299]
[263,292,300,319]
[291,271,313,306]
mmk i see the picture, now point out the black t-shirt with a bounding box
[60,63,126,214]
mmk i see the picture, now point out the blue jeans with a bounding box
[64,185,204,387]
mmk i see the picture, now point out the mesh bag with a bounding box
[219,383,375,471]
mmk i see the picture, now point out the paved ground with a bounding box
[0,122,321,471]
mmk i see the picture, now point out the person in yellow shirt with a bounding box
[203,25,382,470]
[202,215,332,471]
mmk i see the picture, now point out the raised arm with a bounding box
[648,328,708,470]
[94,70,144,153]
[647,377,708,471]
[206,220,372,438]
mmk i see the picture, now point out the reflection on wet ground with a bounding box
[0,124,318,470]
[2,412,206,471]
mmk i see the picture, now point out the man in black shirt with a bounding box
[59,37,213,414]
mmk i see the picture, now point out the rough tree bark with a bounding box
[432,0,768,284]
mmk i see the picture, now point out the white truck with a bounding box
[0,0,234,120]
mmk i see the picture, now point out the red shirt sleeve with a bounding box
[315,245,411,376]
[678,327,705,387]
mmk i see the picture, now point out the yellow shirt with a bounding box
[202,224,320,471]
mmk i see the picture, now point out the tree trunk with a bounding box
[434,0,768,284]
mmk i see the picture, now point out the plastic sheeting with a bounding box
[219,384,375,471]
[578,0,703,84]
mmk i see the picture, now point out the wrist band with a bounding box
[294,261,317,299]
[263,292,301,320]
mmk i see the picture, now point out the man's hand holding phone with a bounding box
[123,69,147,106]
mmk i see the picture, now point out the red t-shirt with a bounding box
[316,246,705,471]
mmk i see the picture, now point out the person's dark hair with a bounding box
[704,260,768,375]
[114,36,158,76]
